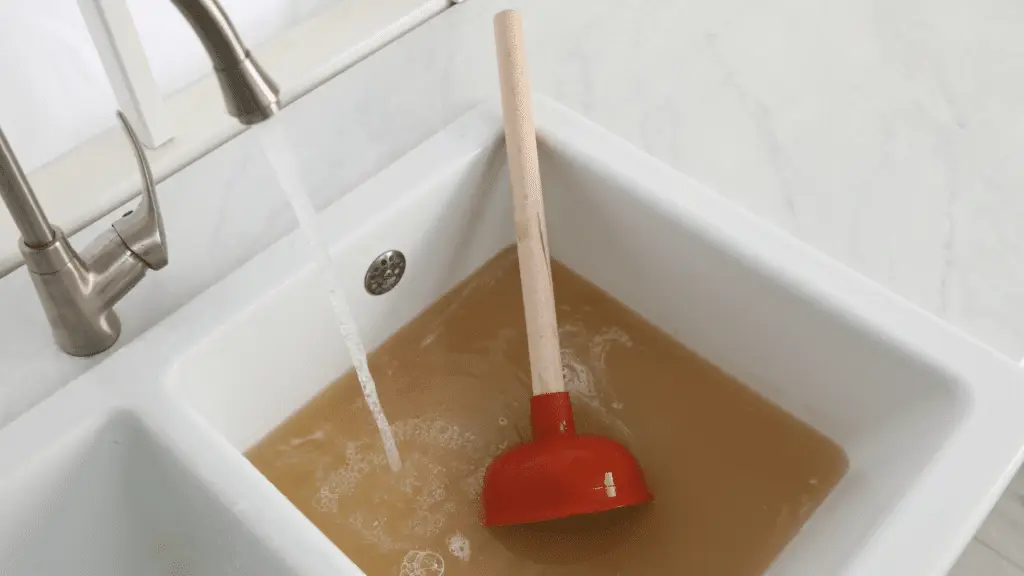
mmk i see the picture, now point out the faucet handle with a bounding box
[111,111,168,270]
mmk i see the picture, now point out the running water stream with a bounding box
[255,119,402,472]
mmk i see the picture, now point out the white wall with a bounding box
[0,0,340,173]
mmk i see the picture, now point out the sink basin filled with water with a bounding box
[162,100,1024,574]
[245,246,848,574]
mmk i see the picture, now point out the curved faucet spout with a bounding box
[171,0,280,124]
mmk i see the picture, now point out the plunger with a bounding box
[481,10,654,527]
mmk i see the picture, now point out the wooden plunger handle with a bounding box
[494,10,564,396]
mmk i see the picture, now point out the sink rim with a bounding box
[0,96,1022,576]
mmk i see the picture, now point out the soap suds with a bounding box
[590,327,633,362]
[560,348,597,399]
[349,512,401,550]
[446,533,471,561]
[310,417,497,551]
[400,550,444,576]
[558,323,633,436]
[313,440,384,513]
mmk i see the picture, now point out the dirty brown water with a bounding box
[246,246,848,575]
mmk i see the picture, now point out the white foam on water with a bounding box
[559,323,634,437]
[349,511,401,551]
[406,459,453,538]
[400,550,444,576]
[561,348,597,400]
[393,417,478,451]
[446,533,471,561]
[313,440,386,513]
[590,327,633,362]
[257,120,401,472]
[309,416,498,551]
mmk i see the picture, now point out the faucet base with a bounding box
[21,227,142,357]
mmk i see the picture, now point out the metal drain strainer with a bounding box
[364,250,406,295]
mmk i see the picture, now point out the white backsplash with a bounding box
[0,0,340,173]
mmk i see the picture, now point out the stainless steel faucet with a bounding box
[0,0,279,356]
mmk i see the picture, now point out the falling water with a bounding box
[255,119,401,471]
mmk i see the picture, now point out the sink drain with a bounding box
[364,250,406,295]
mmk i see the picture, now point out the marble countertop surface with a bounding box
[2,0,1023,570]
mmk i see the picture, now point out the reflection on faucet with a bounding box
[0,0,279,356]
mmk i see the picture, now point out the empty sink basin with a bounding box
[0,409,296,576]
[153,98,1024,574]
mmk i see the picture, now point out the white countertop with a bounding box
[2,0,1024,569]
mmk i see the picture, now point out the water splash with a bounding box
[256,120,401,471]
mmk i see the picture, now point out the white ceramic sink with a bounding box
[1,98,1023,575]
[0,406,298,575]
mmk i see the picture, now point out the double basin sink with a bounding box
[2,98,1024,575]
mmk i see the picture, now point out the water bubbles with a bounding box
[400,550,444,575]
[447,533,471,561]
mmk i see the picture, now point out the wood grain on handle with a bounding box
[494,10,565,396]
